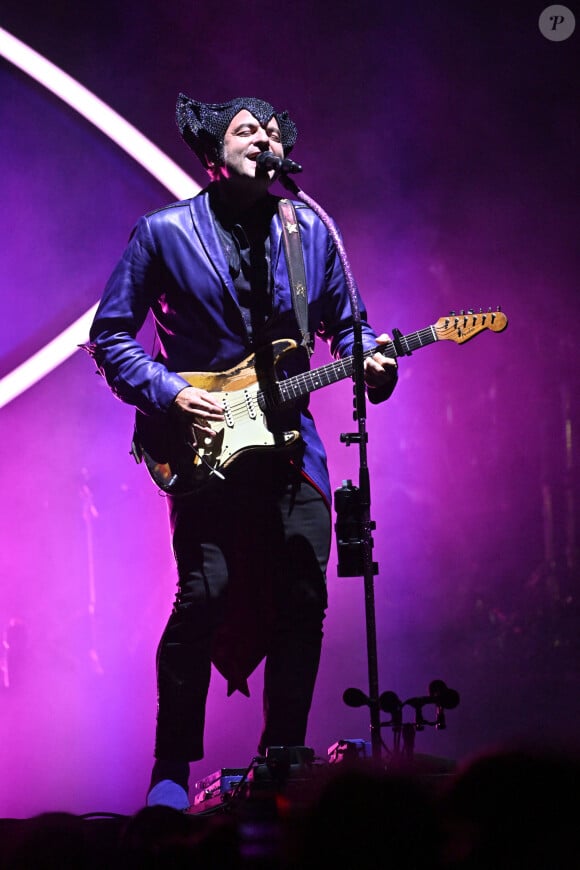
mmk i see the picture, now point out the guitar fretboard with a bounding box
[259,325,438,409]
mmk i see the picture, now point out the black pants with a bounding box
[154,454,330,761]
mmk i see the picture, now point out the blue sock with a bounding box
[150,759,190,791]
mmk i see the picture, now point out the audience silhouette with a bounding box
[3,741,580,868]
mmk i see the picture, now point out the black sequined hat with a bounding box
[176,94,298,168]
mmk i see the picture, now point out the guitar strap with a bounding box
[278,198,313,358]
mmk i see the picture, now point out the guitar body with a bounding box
[133,309,508,494]
[134,338,302,495]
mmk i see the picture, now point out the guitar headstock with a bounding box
[435,308,508,344]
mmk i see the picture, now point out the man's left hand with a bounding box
[363,333,398,389]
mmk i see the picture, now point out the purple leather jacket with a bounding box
[88,184,392,504]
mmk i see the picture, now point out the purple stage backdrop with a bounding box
[1,1,578,817]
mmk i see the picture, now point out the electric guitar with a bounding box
[133,309,508,495]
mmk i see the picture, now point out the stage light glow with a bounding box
[0,27,201,408]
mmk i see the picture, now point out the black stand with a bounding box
[280,173,461,766]
[279,174,383,760]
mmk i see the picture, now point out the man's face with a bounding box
[214,109,284,183]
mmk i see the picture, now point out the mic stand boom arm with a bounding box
[280,174,383,761]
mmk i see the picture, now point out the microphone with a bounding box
[342,687,368,708]
[429,679,460,730]
[256,151,303,174]
[428,679,460,710]
[379,691,403,716]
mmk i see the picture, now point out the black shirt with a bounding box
[210,190,278,345]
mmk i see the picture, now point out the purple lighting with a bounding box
[0,1,578,819]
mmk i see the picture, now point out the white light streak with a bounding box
[0,26,201,408]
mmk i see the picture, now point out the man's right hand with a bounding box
[171,386,225,440]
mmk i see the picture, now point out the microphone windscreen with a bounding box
[429,680,460,709]
[379,691,402,714]
[343,687,368,708]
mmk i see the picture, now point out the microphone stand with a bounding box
[279,173,383,761]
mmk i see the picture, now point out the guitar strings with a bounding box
[212,344,390,421]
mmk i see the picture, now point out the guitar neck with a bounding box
[265,324,439,406]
